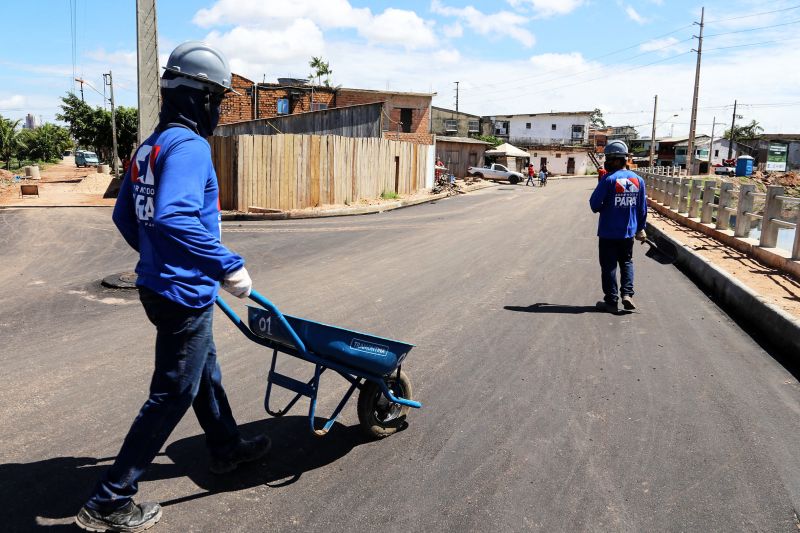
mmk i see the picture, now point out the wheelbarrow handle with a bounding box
[215,289,309,356]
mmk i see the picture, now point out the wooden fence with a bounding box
[210,134,428,212]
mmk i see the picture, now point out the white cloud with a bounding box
[0,94,26,109]
[443,22,464,38]
[434,49,462,63]
[204,19,326,74]
[431,1,535,47]
[85,49,137,68]
[624,5,648,24]
[194,0,371,29]
[639,37,682,55]
[507,0,585,18]
[358,9,437,49]
[194,0,435,50]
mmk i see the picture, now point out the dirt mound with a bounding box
[73,173,114,194]
[776,171,800,187]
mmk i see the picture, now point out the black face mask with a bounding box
[158,75,225,137]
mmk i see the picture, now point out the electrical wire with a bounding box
[705,4,800,24]
[703,36,800,51]
[705,18,800,38]
[458,24,694,92]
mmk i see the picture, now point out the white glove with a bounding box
[222,267,252,298]
[635,229,647,242]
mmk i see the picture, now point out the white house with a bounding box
[486,111,592,147]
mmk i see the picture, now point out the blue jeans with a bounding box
[598,238,634,304]
[86,287,240,511]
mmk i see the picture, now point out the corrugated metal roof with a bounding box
[436,136,492,145]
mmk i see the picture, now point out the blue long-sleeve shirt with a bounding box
[589,169,647,239]
[112,127,243,308]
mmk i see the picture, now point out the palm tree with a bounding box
[0,117,26,170]
[308,56,333,87]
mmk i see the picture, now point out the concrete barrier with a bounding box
[24,165,40,180]
[97,164,111,174]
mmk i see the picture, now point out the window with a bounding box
[571,124,584,140]
[526,122,531,129]
[277,98,289,115]
[676,148,687,156]
[468,120,479,133]
[400,108,413,133]
[533,153,538,157]
[496,164,508,172]
[311,102,328,111]
[444,119,458,132]
[555,153,562,158]
[714,149,719,157]
[551,124,557,130]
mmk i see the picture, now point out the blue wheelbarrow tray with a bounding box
[246,305,413,376]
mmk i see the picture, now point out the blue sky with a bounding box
[2,0,799,137]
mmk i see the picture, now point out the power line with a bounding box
[458,24,694,92]
[705,18,800,38]
[705,4,800,24]
[703,36,800,51]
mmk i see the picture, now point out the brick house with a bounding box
[219,73,433,144]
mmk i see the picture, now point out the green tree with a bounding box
[724,119,763,141]
[0,116,27,170]
[475,134,503,147]
[57,92,138,162]
[590,108,606,128]
[308,56,333,87]
[19,123,72,163]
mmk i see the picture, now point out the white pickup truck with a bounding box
[467,163,525,184]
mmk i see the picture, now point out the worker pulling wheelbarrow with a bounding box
[216,289,422,438]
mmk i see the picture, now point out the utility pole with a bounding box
[649,94,658,166]
[454,81,459,113]
[136,0,161,144]
[74,78,85,102]
[727,99,738,161]
[686,6,704,175]
[104,71,120,178]
[707,116,716,175]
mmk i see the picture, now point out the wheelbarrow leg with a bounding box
[265,348,322,417]
[308,364,361,437]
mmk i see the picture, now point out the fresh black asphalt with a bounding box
[1,179,799,532]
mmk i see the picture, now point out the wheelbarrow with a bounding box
[216,289,421,438]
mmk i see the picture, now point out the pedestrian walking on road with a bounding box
[589,140,647,314]
[526,163,536,186]
[539,167,547,186]
[75,41,270,533]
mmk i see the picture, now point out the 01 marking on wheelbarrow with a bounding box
[350,338,390,357]
[217,291,421,438]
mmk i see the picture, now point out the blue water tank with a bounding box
[736,155,754,177]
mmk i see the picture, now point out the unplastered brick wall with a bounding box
[384,132,434,145]
[219,73,255,124]
[256,86,335,119]
[336,90,431,136]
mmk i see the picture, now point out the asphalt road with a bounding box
[1,179,799,532]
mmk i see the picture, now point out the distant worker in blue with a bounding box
[76,41,270,532]
[589,140,647,313]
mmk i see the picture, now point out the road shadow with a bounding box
[0,416,369,531]
[504,303,603,314]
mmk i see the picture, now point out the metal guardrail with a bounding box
[635,170,800,260]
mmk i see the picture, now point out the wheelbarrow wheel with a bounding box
[357,370,413,439]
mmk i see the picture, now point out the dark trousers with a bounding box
[598,238,634,304]
[86,287,240,511]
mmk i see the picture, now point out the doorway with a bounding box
[540,157,547,170]
[567,157,575,174]
[400,108,412,133]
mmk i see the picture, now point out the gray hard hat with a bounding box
[604,140,630,159]
[161,41,239,94]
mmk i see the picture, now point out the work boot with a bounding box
[595,300,619,314]
[209,434,271,474]
[75,500,162,532]
[621,295,637,310]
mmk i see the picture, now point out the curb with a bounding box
[646,222,800,357]
[221,181,499,221]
